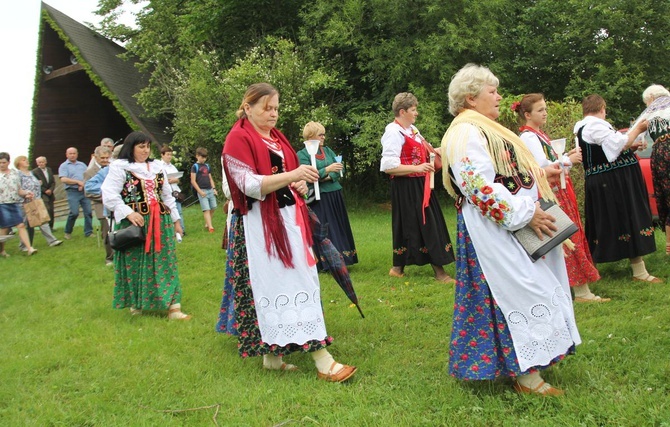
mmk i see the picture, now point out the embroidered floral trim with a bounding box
[393,246,407,255]
[459,158,513,227]
[640,227,654,237]
[617,234,631,242]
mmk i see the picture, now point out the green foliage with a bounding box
[93,0,670,198]
[2,204,670,425]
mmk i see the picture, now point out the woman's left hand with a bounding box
[291,180,309,197]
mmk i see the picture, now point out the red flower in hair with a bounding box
[510,101,521,112]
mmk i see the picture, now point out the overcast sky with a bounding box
[0,1,137,165]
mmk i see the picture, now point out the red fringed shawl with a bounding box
[222,118,311,268]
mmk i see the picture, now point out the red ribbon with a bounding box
[293,189,316,267]
[144,200,162,253]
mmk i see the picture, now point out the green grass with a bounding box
[2,199,670,426]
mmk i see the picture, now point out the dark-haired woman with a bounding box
[514,94,604,302]
[101,131,189,320]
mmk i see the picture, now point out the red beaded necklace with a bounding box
[315,146,325,160]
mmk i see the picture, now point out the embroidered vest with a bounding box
[492,143,535,195]
[121,171,169,215]
[577,126,639,177]
[399,131,427,178]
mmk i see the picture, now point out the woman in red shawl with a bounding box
[217,83,356,382]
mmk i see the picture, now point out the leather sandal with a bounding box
[632,275,663,284]
[574,295,611,303]
[317,361,357,383]
[513,380,564,396]
[168,308,192,320]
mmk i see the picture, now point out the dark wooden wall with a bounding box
[33,24,132,170]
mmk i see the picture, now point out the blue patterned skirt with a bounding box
[449,211,574,380]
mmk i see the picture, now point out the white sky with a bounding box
[0,0,138,165]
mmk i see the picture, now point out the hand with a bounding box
[543,163,562,180]
[174,221,183,235]
[168,178,179,184]
[78,184,83,192]
[567,148,582,165]
[416,163,435,173]
[292,165,320,184]
[291,180,309,197]
[126,212,145,227]
[45,189,52,196]
[327,163,344,173]
[528,201,557,240]
[198,190,206,198]
[630,139,644,151]
[213,189,218,196]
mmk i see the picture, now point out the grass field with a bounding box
[1,197,670,426]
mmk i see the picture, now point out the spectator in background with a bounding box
[32,156,56,229]
[0,152,37,257]
[84,146,113,265]
[59,147,93,239]
[15,155,62,249]
[89,137,115,167]
[157,145,186,236]
[190,147,218,233]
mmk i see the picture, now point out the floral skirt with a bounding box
[556,178,600,286]
[216,211,333,358]
[449,212,574,380]
[112,214,182,310]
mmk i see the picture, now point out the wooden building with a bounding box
[31,2,171,165]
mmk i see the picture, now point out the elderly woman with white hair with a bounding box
[640,84,670,253]
[441,64,581,396]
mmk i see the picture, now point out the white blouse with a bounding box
[101,159,180,223]
[573,115,628,163]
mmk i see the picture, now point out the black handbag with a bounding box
[107,218,146,251]
[172,190,186,203]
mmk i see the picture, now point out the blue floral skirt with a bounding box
[449,211,573,380]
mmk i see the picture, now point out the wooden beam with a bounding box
[44,64,84,81]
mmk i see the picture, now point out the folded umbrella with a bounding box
[308,208,364,318]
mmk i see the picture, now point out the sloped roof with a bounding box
[41,2,171,144]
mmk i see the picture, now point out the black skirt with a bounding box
[310,189,358,268]
[584,163,656,263]
[390,176,455,267]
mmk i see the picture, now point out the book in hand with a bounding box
[512,199,578,262]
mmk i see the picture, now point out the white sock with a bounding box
[573,284,594,299]
[631,260,649,278]
[311,349,342,374]
[517,372,544,390]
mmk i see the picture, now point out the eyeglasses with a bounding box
[318,133,326,138]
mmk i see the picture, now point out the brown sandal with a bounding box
[513,380,564,396]
[317,361,357,383]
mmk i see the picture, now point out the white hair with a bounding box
[642,84,670,106]
[448,63,499,117]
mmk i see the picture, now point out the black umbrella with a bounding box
[308,208,364,318]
